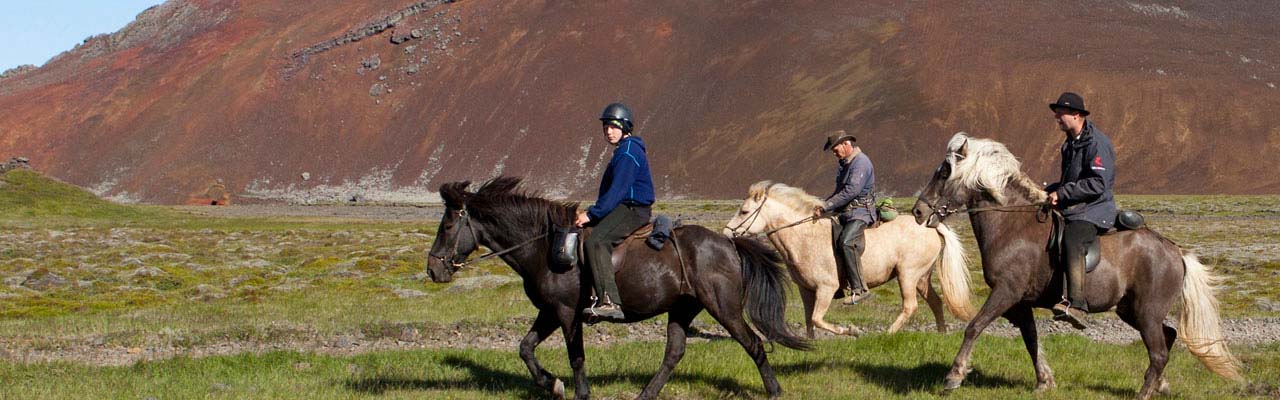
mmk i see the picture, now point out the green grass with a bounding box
[2,172,1279,398]
[3,333,1276,399]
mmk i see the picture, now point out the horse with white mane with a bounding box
[725,181,975,337]
[912,132,1241,400]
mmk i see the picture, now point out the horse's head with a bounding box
[426,181,479,283]
[724,181,779,236]
[914,133,977,228]
[914,132,1038,227]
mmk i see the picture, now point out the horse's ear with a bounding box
[958,138,970,157]
[439,181,473,209]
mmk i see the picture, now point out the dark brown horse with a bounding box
[425,177,809,400]
[911,133,1242,399]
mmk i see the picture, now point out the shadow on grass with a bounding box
[345,354,768,398]
[776,360,1026,395]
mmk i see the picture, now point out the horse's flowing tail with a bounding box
[733,236,811,351]
[1179,252,1243,382]
[934,223,975,320]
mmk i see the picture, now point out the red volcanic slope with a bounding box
[1,0,1277,203]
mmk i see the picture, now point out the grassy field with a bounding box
[4,334,1278,399]
[2,169,1279,399]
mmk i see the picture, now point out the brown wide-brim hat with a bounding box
[823,130,857,151]
[1049,92,1090,116]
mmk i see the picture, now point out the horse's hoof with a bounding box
[1034,381,1056,392]
[552,379,565,399]
[943,377,963,391]
[1157,378,1171,395]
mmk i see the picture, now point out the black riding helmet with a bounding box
[599,103,634,133]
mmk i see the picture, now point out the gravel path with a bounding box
[4,317,1278,367]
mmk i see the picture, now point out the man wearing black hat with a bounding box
[814,130,877,305]
[1044,92,1117,330]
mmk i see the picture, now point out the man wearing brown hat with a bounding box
[1045,92,1117,330]
[814,130,877,305]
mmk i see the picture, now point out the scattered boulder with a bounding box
[369,83,387,97]
[21,268,69,291]
[1,157,31,173]
[360,54,381,70]
[446,275,519,292]
[124,266,167,279]
[394,288,427,298]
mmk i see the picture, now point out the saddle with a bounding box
[1046,209,1146,273]
[607,215,681,267]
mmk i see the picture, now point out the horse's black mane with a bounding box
[441,176,579,230]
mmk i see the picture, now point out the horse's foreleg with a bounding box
[918,271,947,332]
[943,288,1019,393]
[888,273,921,334]
[1006,305,1055,391]
[811,282,848,335]
[561,317,590,400]
[520,311,564,396]
[798,288,818,338]
[638,305,702,400]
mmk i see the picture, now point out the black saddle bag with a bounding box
[550,225,580,269]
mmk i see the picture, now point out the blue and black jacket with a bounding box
[587,135,655,220]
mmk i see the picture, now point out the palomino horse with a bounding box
[724,181,975,337]
[425,177,809,400]
[912,133,1242,399]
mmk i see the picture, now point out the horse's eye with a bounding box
[739,210,749,215]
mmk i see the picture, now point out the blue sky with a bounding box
[0,1,164,71]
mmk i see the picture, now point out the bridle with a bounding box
[725,184,773,237]
[429,208,548,271]
[726,183,828,238]
[919,154,1053,223]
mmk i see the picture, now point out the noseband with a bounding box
[430,209,478,271]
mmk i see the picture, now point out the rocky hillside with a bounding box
[1,0,1277,204]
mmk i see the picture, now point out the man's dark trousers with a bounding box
[832,219,869,293]
[585,204,650,305]
[1061,219,1101,310]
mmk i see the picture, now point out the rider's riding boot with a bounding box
[1051,256,1089,330]
[587,295,626,322]
[837,220,872,305]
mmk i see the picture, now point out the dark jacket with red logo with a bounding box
[1045,120,1117,229]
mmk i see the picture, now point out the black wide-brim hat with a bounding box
[823,130,857,151]
[1049,92,1089,116]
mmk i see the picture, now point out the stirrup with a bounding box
[586,302,626,322]
[1050,301,1088,330]
[842,288,873,305]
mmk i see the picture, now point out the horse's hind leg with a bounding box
[918,271,947,332]
[703,299,783,397]
[1006,305,1056,391]
[520,311,564,397]
[638,304,703,400]
[1116,304,1174,400]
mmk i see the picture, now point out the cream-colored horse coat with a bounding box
[725,181,975,337]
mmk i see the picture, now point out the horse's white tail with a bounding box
[1179,252,1243,382]
[934,223,975,320]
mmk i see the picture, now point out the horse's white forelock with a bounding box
[945,132,1045,204]
[747,180,823,213]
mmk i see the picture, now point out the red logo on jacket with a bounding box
[1091,156,1106,171]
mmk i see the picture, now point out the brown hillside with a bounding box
[1,0,1277,203]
